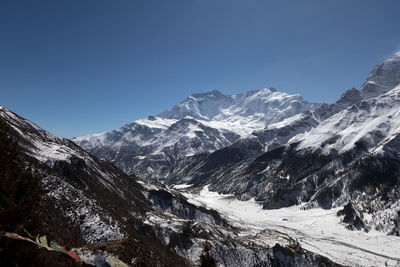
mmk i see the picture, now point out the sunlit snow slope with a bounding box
[183,186,400,267]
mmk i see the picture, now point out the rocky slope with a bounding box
[360,51,400,99]
[0,105,189,266]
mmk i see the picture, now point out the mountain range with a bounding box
[0,101,339,266]
[73,51,400,266]
[1,51,400,266]
[73,87,320,180]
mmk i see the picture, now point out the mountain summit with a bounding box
[73,88,319,179]
[158,87,319,124]
[360,51,400,99]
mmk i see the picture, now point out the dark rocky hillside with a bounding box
[0,112,189,267]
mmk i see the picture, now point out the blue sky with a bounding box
[1,0,400,138]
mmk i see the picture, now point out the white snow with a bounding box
[265,113,304,130]
[360,51,400,99]
[294,85,400,153]
[30,140,79,163]
[135,117,177,129]
[72,117,178,150]
[172,184,193,189]
[199,115,267,138]
[183,186,400,267]
[0,106,92,165]
[73,132,109,150]
[78,212,124,243]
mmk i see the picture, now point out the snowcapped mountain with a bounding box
[295,84,400,152]
[360,51,400,99]
[289,51,400,153]
[134,52,400,266]
[73,87,320,179]
[168,52,400,237]
[62,50,400,266]
[224,52,400,160]
[158,88,319,131]
[0,105,341,267]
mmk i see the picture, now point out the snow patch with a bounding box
[172,184,193,189]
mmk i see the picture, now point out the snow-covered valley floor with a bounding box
[181,186,400,267]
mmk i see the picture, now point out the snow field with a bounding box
[183,186,400,267]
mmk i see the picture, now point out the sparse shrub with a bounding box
[199,242,217,267]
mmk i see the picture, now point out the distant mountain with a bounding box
[158,88,319,126]
[73,87,320,179]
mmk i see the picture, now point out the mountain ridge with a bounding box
[73,87,320,179]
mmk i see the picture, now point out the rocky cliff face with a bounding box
[360,51,400,99]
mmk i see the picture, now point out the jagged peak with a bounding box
[337,87,361,105]
[360,51,400,99]
[258,87,278,93]
[157,86,318,122]
[391,50,400,59]
[190,89,224,101]
[240,87,279,98]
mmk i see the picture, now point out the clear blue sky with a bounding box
[1,0,400,138]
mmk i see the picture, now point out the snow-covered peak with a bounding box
[73,87,319,178]
[360,51,400,99]
[153,87,321,140]
[158,89,233,120]
[232,88,316,119]
[158,87,319,123]
[189,89,224,101]
[294,84,400,153]
[73,117,176,151]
